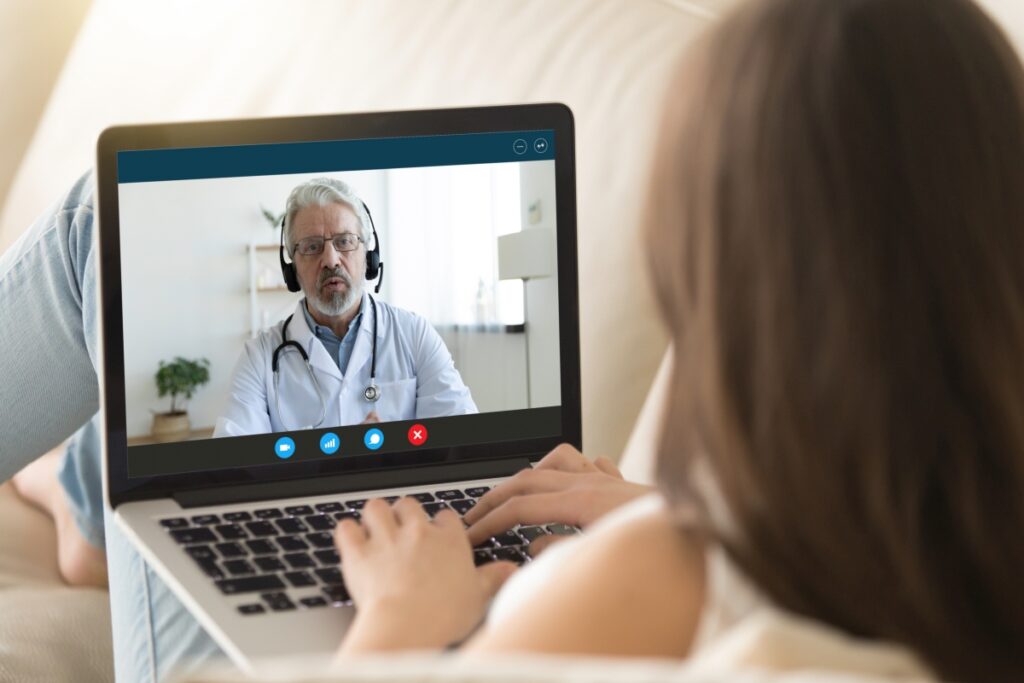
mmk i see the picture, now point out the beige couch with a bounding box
[0,0,1021,681]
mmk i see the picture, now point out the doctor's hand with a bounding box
[464,444,654,556]
[360,410,380,424]
[335,498,517,656]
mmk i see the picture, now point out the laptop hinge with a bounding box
[171,458,531,509]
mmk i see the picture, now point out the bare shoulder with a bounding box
[463,500,706,659]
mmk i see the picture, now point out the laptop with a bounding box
[94,104,580,669]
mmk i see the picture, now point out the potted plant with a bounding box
[152,356,210,443]
[261,206,284,231]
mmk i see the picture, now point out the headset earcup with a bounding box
[281,260,301,292]
[365,249,380,281]
[278,214,302,292]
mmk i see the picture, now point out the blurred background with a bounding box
[0,0,1021,459]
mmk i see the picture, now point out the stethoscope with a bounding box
[271,295,380,430]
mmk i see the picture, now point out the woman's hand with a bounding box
[464,444,654,554]
[335,497,517,655]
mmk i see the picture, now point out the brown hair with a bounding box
[646,0,1024,680]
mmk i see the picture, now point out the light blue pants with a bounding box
[0,172,224,682]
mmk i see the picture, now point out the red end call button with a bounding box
[407,424,428,446]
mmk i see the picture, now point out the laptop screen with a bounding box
[115,128,567,479]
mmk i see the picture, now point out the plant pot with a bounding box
[151,412,191,443]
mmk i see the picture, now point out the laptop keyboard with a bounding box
[158,485,580,616]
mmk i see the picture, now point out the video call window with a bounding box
[119,158,561,450]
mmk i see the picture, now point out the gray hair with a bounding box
[282,177,373,255]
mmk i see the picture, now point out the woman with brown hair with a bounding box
[332,0,1024,681]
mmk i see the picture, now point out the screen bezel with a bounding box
[97,103,580,508]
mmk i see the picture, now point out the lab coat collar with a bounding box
[359,293,386,340]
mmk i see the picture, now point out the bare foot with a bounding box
[12,448,108,588]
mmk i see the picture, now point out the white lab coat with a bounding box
[214,297,477,436]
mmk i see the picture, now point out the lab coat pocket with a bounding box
[373,377,417,423]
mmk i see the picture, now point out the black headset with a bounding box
[278,200,384,294]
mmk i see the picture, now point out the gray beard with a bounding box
[307,278,363,318]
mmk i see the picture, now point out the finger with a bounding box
[432,507,464,531]
[334,518,367,559]
[467,491,579,546]
[463,468,576,525]
[594,456,624,479]
[526,533,571,558]
[534,443,596,473]
[477,561,518,598]
[392,495,428,526]
[362,410,380,424]
[360,497,398,540]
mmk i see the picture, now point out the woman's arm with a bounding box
[461,505,707,659]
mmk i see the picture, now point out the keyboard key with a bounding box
[215,575,285,594]
[261,592,296,612]
[473,538,496,549]
[254,508,283,519]
[246,539,277,555]
[473,549,494,566]
[284,505,314,516]
[465,486,490,498]
[306,532,335,549]
[304,514,335,531]
[192,556,224,579]
[314,549,340,565]
[315,502,345,513]
[422,502,450,517]
[253,556,286,572]
[215,542,247,558]
[546,524,578,535]
[160,518,188,528]
[282,552,316,569]
[300,596,328,608]
[191,514,220,526]
[237,603,265,615]
[411,492,435,503]
[276,535,308,552]
[222,559,256,576]
[284,571,316,588]
[435,489,465,500]
[344,499,367,510]
[322,585,351,603]
[314,567,344,585]
[170,527,217,544]
[493,547,527,564]
[518,525,549,542]
[215,524,248,541]
[381,496,400,504]
[244,521,278,537]
[223,511,252,522]
[333,511,361,522]
[492,531,523,547]
[450,499,476,515]
[275,517,308,534]
[184,545,215,560]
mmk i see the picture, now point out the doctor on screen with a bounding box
[214,177,478,437]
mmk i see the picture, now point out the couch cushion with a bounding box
[0,483,114,683]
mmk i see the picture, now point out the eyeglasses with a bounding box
[293,233,364,257]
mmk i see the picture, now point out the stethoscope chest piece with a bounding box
[364,383,381,402]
